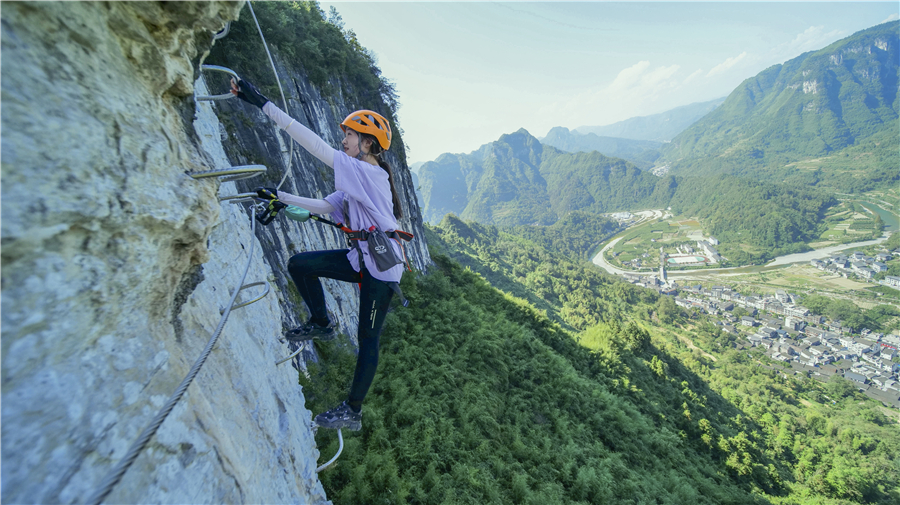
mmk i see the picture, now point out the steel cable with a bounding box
[246,0,294,191]
[87,206,260,505]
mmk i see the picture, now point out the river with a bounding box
[859,201,899,232]
[592,203,897,277]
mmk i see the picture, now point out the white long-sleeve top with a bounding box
[261,102,404,283]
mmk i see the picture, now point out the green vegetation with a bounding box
[508,211,620,261]
[428,214,650,332]
[420,129,840,264]
[306,261,773,504]
[669,175,836,265]
[209,1,382,98]
[800,294,900,333]
[301,216,900,504]
[661,22,899,194]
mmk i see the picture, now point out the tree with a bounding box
[656,296,678,325]
[826,375,856,399]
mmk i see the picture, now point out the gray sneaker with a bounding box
[285,321,335,342]
[314,401,362,431]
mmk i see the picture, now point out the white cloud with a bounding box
[766,25,845,65]
[706,52,747,77]
[790,25,843,53]
[683,69,704,85]
[538,61,687,130]
[882,13,899,24]
[607,61,681,94]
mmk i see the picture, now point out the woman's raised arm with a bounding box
[231,78,335,168]
[262,102,335,168]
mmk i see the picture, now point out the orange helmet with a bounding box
[340,110,392,150]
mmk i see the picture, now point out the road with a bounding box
[591,215,892,277]
[765,235,890,266]
[592,237,634,275]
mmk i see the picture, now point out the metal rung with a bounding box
[220,192,258,203]
[275,341,305,366]
[196,65,240,101]
[316,429,344,473]
[220,281,270,314]
[189,165,266,182]
[213,22,231,41]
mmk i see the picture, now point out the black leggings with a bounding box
[287,249,393,411]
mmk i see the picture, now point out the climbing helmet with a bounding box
[340,110,392,150]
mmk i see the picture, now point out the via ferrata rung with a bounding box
[213,22,231,41]
[220,192,258,203]
[275,341,305,367]
[220,281,270,314]
[196,64,240,101]
[188,165,266,183]
[316,428,344,473]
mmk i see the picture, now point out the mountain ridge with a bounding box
[661,21,899,190]
[539,126,662,169]
[576,97,726,141]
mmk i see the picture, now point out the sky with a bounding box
[318,1,899,164]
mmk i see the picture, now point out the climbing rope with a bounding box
[87,204,264,505]
[245,0,293,192]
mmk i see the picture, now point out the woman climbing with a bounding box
[231,78,406,432]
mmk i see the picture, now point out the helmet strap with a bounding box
[356,136,365,160]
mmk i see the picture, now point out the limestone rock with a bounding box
[1,2,341,503]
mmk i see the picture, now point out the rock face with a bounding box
[1,2,429,503]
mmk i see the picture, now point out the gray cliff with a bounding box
[1,2,430,503]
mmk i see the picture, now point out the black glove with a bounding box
[234,78,270,109]
[255,187,279,201]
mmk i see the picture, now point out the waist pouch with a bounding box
[366,226,403,272]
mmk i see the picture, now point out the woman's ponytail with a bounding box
[364,133,403,219]
[379,158,403,220]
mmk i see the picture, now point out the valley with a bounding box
[591,199,899,300]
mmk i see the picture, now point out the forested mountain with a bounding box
[539,127,662,169]
[576,97,725,141]
[662,21,899,192]
[305,215,900,504]
[668,175,837,264]
[418,128,836,263]
[418,129,674,226]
